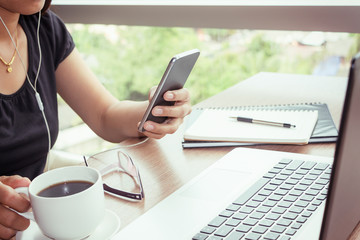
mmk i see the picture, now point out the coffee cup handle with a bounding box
[12,187,35,221]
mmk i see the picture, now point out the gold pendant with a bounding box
[7,66,12,73]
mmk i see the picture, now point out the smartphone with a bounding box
[138,49,200,132]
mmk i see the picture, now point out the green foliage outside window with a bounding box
[67,25,356,105]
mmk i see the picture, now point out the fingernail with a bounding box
[145,123,154,131]
[166,92,174,100]
[153,108,163,115]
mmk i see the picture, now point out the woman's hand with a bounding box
[139,87,192,139]
[0,176,31,240]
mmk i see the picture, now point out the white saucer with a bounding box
[16,209,120,240]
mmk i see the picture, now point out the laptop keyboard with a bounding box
[192,159,332,240]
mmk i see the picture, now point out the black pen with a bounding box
[230,116,296,128]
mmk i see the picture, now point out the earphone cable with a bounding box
[0,16,37,92]
[0,12,51,168]
[34,11,42,90]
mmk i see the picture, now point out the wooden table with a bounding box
[88,72,360,239]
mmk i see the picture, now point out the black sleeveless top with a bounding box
[0,11,75,180]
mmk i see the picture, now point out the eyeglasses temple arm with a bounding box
[103,183,143,200]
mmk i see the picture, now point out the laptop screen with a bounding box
[320,53,360,240]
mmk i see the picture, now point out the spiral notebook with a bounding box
[182,103,338,148]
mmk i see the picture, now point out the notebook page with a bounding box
[183,109,318,144]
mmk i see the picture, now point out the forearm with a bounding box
[99,100,148,142]
[56,49,191,143]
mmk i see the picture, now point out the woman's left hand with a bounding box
[139,87,192,139]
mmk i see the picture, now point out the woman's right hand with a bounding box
[0,175,31,239]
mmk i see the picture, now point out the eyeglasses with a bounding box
[84,149,144,201]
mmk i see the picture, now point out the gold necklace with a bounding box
[0,29,17,73]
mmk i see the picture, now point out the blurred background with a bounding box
[54,25,360,156]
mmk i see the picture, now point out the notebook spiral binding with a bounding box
[195,102,323,111]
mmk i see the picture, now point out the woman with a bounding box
[0,0,192,238]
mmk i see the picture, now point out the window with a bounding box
[51,2,360,155]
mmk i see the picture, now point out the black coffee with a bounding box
[37,180,93,198]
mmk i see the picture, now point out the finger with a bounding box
[0,181,31,213]
[148,86,158,100]
[142,118,182,136]
[0,223,17,240]
[0,176,31,189]
[140,121,166,139]
[152,103,191,119]
[142,130,166,139]
[164,88,190,102]
[0,204,30,231]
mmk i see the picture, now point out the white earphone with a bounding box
[0,12,51,169]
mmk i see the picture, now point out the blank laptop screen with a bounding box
[320,53,360,240]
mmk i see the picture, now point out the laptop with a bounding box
[112,53,360,240]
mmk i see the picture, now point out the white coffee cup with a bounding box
[15,166,105,240]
